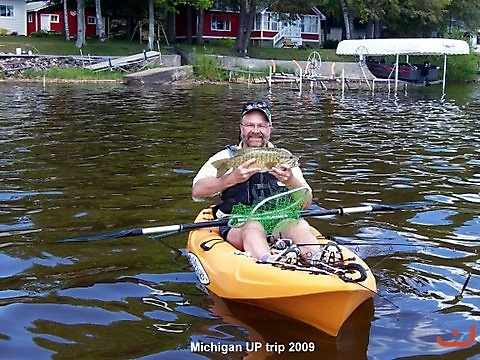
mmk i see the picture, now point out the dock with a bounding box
[83,51,162,72]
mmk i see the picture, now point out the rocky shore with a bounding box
[0,55,90,78]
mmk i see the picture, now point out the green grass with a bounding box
[0,35,350,62]
[1,35,477,81]
[176,43,352,62]
[0,35,148,56]
[21,67,125,81]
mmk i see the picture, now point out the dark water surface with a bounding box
[0,81,479,359]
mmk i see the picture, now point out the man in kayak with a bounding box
[192,100,320,264]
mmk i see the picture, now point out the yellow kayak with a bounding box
[187,207,377,337]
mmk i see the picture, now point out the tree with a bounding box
[95,0,107,42]
[147,0,155,50]
[63,0,70,40]
[233,0,256,55]
[75,0,86,48]
[443,0,480,38]
[197,7,205,44]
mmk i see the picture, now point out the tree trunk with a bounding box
[126,15,133,40]
[75,0,86,48]
[374,19,382,38]
[147,0,155,50]
[63,0,70,40]
[196,8,204,45]
[234,0,246,51]
[240,5,255,55]
[186,6,192,44]
[166,11,175,44]
[340,0,351,39]
[95,0,107,42]
[366,20,374,39]
[234,0,255,55]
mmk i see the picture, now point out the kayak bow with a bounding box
[187,208,377,337]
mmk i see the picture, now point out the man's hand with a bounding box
[270,164,293,185]
[227,158,261,184]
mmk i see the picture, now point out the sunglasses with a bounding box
[242,101,269,112]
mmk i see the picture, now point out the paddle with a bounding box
[59,203,411,243]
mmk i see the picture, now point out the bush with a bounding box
[323,39,339,49]
[216,38,235,47]
[30,31,49,38]
[192,50,224,80]
[30,31,62,38]
[447,52,479,81]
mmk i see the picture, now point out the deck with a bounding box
[83,51,162,72]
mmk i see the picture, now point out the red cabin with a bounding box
[26,1,108,38]
[175,6,325,48]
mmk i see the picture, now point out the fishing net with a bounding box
[228,187,309,234]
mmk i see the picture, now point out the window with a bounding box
[27,13,33,23]
[50,14,59,23]
[260,13,278,31]
[211,15,231,31]
[87,16,96,25]
[301,15,319,34]
[0,4,14,17]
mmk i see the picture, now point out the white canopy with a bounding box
[336,38,470,56]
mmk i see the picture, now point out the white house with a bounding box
[0,0,27,35]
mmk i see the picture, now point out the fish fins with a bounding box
[212,159,229,176]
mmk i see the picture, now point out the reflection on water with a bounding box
[0,82,478,359]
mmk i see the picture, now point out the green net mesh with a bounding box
[228,187,309,234]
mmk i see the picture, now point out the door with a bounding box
[40,14,51,31]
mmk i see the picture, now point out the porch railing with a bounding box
[272,26,302,47]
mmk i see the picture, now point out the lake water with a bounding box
[0,80,479,359]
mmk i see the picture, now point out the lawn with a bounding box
[176,43,351,62]
[2,35,475,81]
[0,35,147,56]
[0,34,351,62]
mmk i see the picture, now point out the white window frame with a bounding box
[301,15,319,34]
[27,13,33,23]
[87,16,96,25]
[211,14,231,31]
[50,14,59,23]
[257,12,279,31]
[0,4,14,18]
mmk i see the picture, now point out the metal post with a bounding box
[442,55,447,94]
[394,54,399,93]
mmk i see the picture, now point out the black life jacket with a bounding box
[214,145,287,215]
[216,172,287,214]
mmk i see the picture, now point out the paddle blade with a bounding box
[59,228,143,243]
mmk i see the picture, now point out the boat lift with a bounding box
[336,38,470,94]
[267,51,364,93]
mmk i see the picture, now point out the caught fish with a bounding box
[212,147,299,176]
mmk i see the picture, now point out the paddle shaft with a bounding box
[61,204,396,242]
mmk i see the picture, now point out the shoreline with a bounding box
[0,54,478,85]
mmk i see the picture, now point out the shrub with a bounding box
[216,38,235,47]
[323,39,339,49]
[447,52,479,81]
[192,50,224,80]
[30,31,49,38]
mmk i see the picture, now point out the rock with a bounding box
[0,55,86,78]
